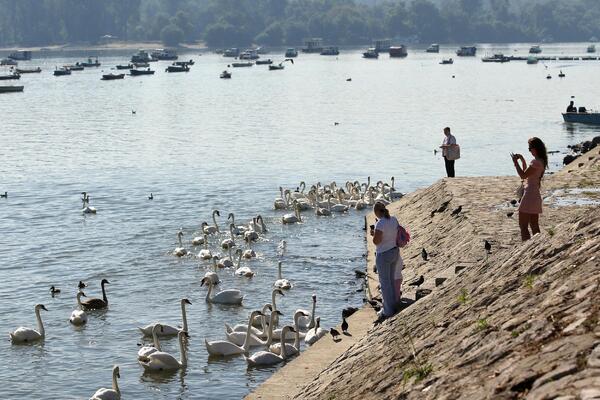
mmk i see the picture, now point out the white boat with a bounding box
[1,58,18,66]
[529,45,542,54]
[151,48,178,60]
[239,49,259,60]
[426,44,439,53]
[362,48,378,59]
[223,48,239,57]
[131,50,153,63]
[285,48,298,58]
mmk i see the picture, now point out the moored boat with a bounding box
[66,64,84,71]
[587,44,596,53]
[131,50,154,63]
[302,38,323,53]
[529,45,542,54]
[0,72,20,80]
[16,67,41,73]
[320,46,339,56]
[220,70,232,79]
[456,46,477,56]
[439,58,454,65]
[53,67,71,76]
[256,59,273,65]
[363,48,379,59]
[165,64,189,72]
[239,49,259,60]
[426,44,440,53]
[389,45,408,57]
[151,49,178,60]
[133,61,149,68]
[0,58,18,66]
[8,50,32,60]
[223,48,239,58]
[116,64,133,70]
[0,85,24,93]
[79,57,101,67]
[482,53,510,63]
[269,64,285,70]
[527,56,539,64]
[231,62,253,67]
[101,73,125,80]
[130,68,155,76]
[285,48,298,58]
[174,60,194,66]
[563,112,600,125]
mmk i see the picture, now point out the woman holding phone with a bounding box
[511,137,548,241]
[370,201,400,323]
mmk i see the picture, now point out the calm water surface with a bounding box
[1,43,599,399]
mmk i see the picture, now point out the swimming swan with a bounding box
[204,210,220,234]
[198,234,212,260]
[140,331,188,372]
[282,202,301,224]
[138,324,163,362]
[269,310,308,356]
[205,257,220,284]
[297,294,317,330]
[274,187,288,210]
[304,317,328,345]
[225,304,273,338]
[80,279,110,310]
[234,249,254,277]
[173,230,188,257]
[242,237,257,259]
[225,309,278,347]
[138,298,191,337]
[273,261,292,289]
[201,277,243,305]
[205,310,263,356]
[221,224,236,249]
[10,304,48,344]
[89,365,120,400]
[245,325,296,367]
[70,292,88,326]
[217,247,234,268]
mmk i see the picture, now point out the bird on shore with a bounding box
[451,205,463,217]
[354,269,366,279]
[484,240,492,254]
[510,199,518,206]
[437,200,451,213]
[341,317,349,334]
[148,193,154,200]
[50,286,61,296]
[0,191,7,198]
[506,212,514,218]
[330,328,341,341]
[421,248,428,261]
[346,78,352,82]
[78,281,87,290]
[342,307,358,319]
[408,275,424,288]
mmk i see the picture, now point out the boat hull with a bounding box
[0,85,24,93]
[562,112,600,125]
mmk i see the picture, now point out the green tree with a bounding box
[160,24,184,46]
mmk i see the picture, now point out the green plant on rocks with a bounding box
[523,274,537,289]
[547,226,556,237]
[457,288,469,304]
[403,363,433,385]
[476,318,489,331]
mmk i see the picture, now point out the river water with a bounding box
[0,43,598,399]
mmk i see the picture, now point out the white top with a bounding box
[442,134,456,157]
[375,216,399,253]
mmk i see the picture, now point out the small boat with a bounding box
[220,70,232,79]
[0,72,20,80]
[256,59,273,65]
[165,64,189,72]
[558,70,565,78]
[79,57,101,67]
[174,60,194,66]
[133,62,150,68]
[130,68,155,76]
[587,44,596,53]
[231,62,253,68]
[151,49,178,60]
[527,56,539,64]
[131,50,154,63]
[0,85,24,93]
[529,45,542,54]
[116,64,133,70]
[546,74,552,79]
[8,50,32,60]
[101,73,125,80]
[320,46,339,56]
[482,53,510,63]
[239,49,259,60]
[363,48,379,59]
[0,58,18,66]
[65,64,84,71]
[224,48,240,58]
[16,67,41,73]
[563,111,600,124]
[285,48,298,58]
[426,44,440,53]
[456,46,477,56]
[439,58,453,65]
[269,64,285,71]
[53,67,71,76]
[389,46,408,57]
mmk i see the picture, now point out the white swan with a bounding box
[82,193,97,214]
[282,202,301,224]
[90,365,120,400]
[304,317,328,345]
[225,308,278,347]
[201,277,243,305]
[297,294,317,330]
[277,240,287,257]
[205,310,263,356]
[205,257,220,284]
[255,215,268,233]
[315,196,331,216]
[225,304,273,339]
[274,187,288,210]
[138,324,162,362]
[273,261,292,289]
[244,228,259,242]
[191,231,205,246]
[228,213,248,235]
[140,331,188,372]
[69,292,88,326]
[138,298,191,337]
[269,310,308,356]
[173,230,188,257]
[291,182,306,200]
[221,224,236,249]
[217,247,234,268]
[245,325,296,367]
[330,193,349,213]
[242,237,256,259]
[10,304,47,344]
[234,249,255,277]
[202,210,220,234]
[197,234,212,260]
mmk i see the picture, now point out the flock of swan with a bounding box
[8,177,401,399]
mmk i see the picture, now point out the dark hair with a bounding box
[374,201,390,219]
[528,137,548,170]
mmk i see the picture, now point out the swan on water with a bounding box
[140,331,188,372]
[69,292,88,326]
[245,325,296,367]
[201,277,243,305]
[304,316,328,345]
[221,223,236,249]
[244,228,259,242]
[198,234,212,260]
[173,230,188,257]
[138,298,191,337]
[225,308,278,347]
[228,213,248,235]
[234,249,254,277]
[205,310,263,356]
[202,210,220,234]
[274,187,288,210]
[290,182,306,200]
[217,247,234,268]
[315,196,331,216]
[205,257,220,284]
[82,193,97,214]
[225,304,273,338]
[191,232,205,246]
[10,304,48,344]
[269,310,309,356]
[242,237,256,259]
[273,261,292,289]
[282,201,301,224]
[80,279,110,310]
[330,193,349,213]
[249,215,267,233]
[297,294,317,330]
[89,365,120,400]
[138,324,163,362]
[277,240,287,257]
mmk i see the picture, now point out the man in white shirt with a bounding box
[440,127,458,178]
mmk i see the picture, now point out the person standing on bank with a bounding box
[370,201,400,324]
[440,127,460,178]
[511,137,548,241]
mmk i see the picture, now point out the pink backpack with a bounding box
[396,223,410,248]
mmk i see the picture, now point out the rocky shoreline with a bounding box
[248,146,600,399]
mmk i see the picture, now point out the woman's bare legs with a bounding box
[519,212,531,241]
[529,213,540,236]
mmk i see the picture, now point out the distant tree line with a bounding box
[0,0,599,48]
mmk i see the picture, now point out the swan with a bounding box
[140,331,188,372]
[282,202,301,224]
[10,304,48,344]
[250,215,267,233]
[201,277,243,305]
[315,196,331,216]
[202,210,220,234]
[138,298,191,337]
[226,309,279,347]
[228,213,248,235]
[205,310,263,356]
[234,249,254,277]
[291,182,306,200]
[204,257,220,284]
[173,230,188,257]
[297,294,317,330]
[191,232,205,246]
[225,304,273,339]
[138,324,163,362]
[269,310,309,356]
[274,187,288,210]
[273,261,292,289]
[221,223,236,249]
[245,325,296,367]
[305,317,328,345]
[277,240,287,257]
[217,247,234,268]
[81,279,110,310]
[69,292,88,326]
[242,237,256,259]
[82,193,97,214]
[197,234,212,260]
[89,365,120,400]
[244,228,259,242]
[330,193,349,213]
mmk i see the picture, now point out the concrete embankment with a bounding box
[248,149,600,399]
